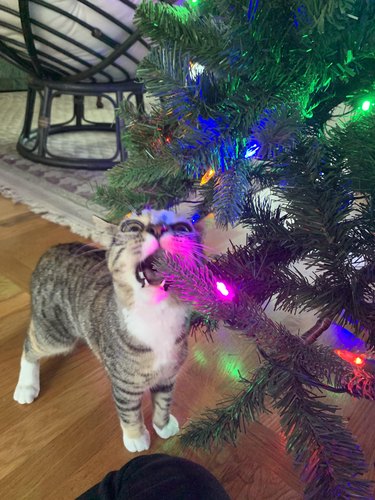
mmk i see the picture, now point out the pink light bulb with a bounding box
[216,281,233,300]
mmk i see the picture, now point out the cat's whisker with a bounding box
[73,247,105,258]
[182,239,217,256]
[80,253,109,275]
[72,243,95,254]
[72,242,104,253]
[188,248,212,264]
[89,260,109,275]
[195,242,218,255]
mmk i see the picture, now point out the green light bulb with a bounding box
[194,349,207,366]
[362,100,371,111]
[219,353,243,380]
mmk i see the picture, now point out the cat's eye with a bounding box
[172,222,193,233]
[120,220,144,233]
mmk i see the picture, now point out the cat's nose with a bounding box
[147,224,168,239]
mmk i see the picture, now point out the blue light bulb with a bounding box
[191,213,201,224]
[245,141,260,158]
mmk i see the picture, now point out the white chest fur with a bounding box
[121,288,188,370]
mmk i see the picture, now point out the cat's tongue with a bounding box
[141,251,164,286]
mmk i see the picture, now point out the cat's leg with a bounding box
[151,380,179,439]
[111,384,150,453]
[14,319,76,404]
[14,320,43,404]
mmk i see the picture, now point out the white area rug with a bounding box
[0,91,112,241]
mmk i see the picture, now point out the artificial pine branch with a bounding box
[327,113,375,196]
[302,317,333,344]
[213,160,251,227]
[118,101,177,158]
[104,155,180,189]
[302,0,357,34]
[158,252,375,395]
[267,138,375,335]
[271,365,372,499]
[95,167,193,219]
[249,106,303,160]
[189,310,218,341]
[159,254,374,496]
[181,363,272,450]
[158,255,346,382]
[137,45,191,103]
[346,367,375,399]
[135,1,224,61]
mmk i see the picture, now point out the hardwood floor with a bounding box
[0,195,374,499]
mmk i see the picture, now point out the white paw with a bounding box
[13,383,40,404]
[153,414,179,439]
[123,429,150,453]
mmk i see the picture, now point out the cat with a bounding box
[13,209,202,453]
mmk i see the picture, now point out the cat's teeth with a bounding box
[138,270,149,286]
[141,272,150,286]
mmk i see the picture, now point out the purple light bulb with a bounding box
[216,281,233,300]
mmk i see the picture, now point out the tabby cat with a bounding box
[14,209,201,452]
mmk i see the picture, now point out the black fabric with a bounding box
[77,453,230,500]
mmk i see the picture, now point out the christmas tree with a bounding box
[96,1,375,497]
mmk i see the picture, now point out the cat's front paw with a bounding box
[13,383,40,404]
[123,429,150,453]
[153,414,179,439]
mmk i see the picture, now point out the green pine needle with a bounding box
[181,362,272,449]
[272,365,372,499]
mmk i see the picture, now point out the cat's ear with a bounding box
[92,216,117,248]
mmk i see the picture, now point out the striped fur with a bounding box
[14,210,201,452]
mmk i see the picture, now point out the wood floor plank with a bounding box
[0,197,30,222]
[0,288,29,319]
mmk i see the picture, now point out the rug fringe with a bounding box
[0,177,105,244]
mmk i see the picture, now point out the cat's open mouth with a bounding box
[135,250,165,287]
